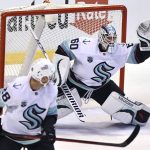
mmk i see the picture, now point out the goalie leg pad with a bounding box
[57,88,82,119]
[101,92,150,126]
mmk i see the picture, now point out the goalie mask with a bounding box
[98,24,117,52]
[29,58,56,86]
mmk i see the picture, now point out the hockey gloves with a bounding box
[137,20,150,51]
[41,115,57,144]
[41,128,56,144]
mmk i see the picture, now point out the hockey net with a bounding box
[0,3,127,89]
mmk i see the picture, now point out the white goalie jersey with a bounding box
[0,76,58,135]
[57,37,138,87]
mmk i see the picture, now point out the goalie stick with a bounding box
[1,125,140,147]
[26,20,86,122]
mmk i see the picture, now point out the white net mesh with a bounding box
[0,3,125,86]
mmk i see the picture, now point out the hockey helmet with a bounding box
[98,24,117,52]
[29,58,55,86]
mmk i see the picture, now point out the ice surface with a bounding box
[55,61,150,150]
[55,101,150,150]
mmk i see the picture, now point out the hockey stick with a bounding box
[56,125,140,147]
[26,22,86,122]
[1,125,140,147]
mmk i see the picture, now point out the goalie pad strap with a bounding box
[101,92,150,125]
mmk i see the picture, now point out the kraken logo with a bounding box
[19,104,46,130]
[92,62,114,85]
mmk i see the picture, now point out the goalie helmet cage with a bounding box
[0,3,127,89]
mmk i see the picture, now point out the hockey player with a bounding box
[0,58,58,150]
[54,20,150,126]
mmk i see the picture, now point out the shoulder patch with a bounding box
[12,83,22,89]
[82,38,91,45]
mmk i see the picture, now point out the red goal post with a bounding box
[0,3,127,90]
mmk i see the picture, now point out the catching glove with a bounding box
[137,20,150,51]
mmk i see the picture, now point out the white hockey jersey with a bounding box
[0,76,58,136]
[59,37,138,87]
